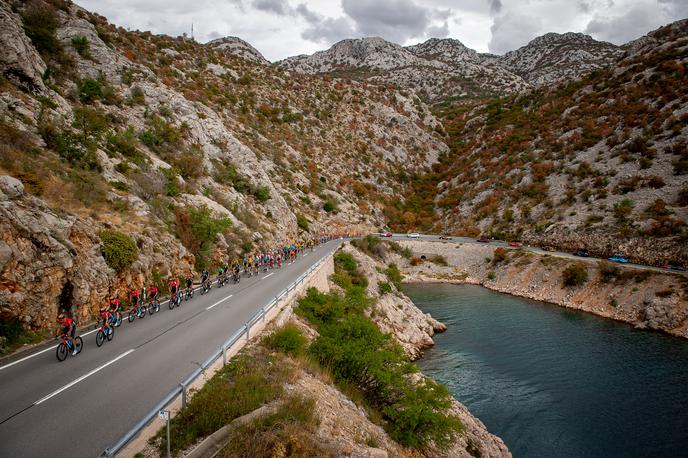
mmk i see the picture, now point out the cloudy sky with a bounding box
[77,0,688,61]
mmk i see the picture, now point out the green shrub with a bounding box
[110,181,129,191]
[99,229,138,272]
[106,127,145,164]
[562,263,588,287]
[385,264,403,289]
[21,4,62,58]
[175,206,231,271]
[262,324,307,357]
[323,198,337,213]
[253,185,270,203]
[0,317,44,356]
[383,379,464,449]
[487,271,496,280]
[78,79,103,103]
[159,350,290,453]
[129,85,145,105]
[295,287,345,327]
[71,36,89,56]
[378,281,393,295]
[296,214,309,231]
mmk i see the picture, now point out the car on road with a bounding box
[476,235,490,243]
[573,249,589,257]
[508,240,523,247]
[439,235,452,240]
[542,246,555,252]
[608,256,629,263]
[407,233,420,238]
[382,232,393,237]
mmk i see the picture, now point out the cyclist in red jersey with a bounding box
[56,313,77,355]
[168,278,179,301]
[98,307,113,336]
[148,285,158,301]
[130,288,140,308]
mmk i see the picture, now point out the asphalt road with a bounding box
[385,233,686,275]
[0,239,342,458]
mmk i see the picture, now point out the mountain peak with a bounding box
[206,36,269,64]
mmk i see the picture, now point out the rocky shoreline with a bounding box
[393,240,688,339]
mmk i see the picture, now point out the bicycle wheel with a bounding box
[169,297,175,309]
[74,336,83,354]
[148,303,155,315]
[115,314,122,327]
[128,310,136,322]
[56,343,68,361]
[154,301,160,312]
[96,330,105,347]
[138,307,145,319]
[107,327,114,341]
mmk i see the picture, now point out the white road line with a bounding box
[34,349,135,405]
[262,273,274,280]
[0,345,56,372]
[206,295,232,310]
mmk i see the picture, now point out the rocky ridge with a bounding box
[279,32,628,100]
[501,32,623,86]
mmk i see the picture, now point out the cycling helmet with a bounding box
[57,312,65,319]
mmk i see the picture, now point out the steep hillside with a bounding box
[388,19,688,266]
[501,32,623,86]
[0,0,445,331]
[279,36,530,101]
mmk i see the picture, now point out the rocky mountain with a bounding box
[279,32,629,101]
[279,36,529,100]
[388,19,688,266]
[500,32,624,86]
[0,0,446,332]
[207,36,269,65]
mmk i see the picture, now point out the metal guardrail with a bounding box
[99,249,335,457]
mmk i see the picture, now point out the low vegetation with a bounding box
[562,263,589,287]
[98,229,138,272]
[296,252,462,449]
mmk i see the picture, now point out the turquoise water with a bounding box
[404,283,688,458]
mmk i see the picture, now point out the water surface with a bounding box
[405,283,688,458]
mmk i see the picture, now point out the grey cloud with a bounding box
[488,11,542,54]
[487,0,502,15]
[341,0,433,43]
[295,3,320,23]
[658,0,688,18]
[584,3,673,44]
[252,0,291,15]
[427,22,450,38]
[302,16,357,44]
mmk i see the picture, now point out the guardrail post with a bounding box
[222,344,227,366]
[180,383,187,409]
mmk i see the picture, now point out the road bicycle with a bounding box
[200,279,211,294]
[128,303,146,322]
[169,292,181,309]
[184,286,194,301]
[56,333,83,361]
[147,297,160,315]
[96,320,114,347]
[232,271,241,284]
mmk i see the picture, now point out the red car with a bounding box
[383,232,393,237]
[508,240,523,247]
[476,236,490,243]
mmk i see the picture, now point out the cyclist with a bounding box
[201,268,209,286]
[56,312,77,355]
[168,277,179,303]
[108,296,121,326]
[98,307,113,336]
[130,288,140,313]
[185,272,193,296]
[148,284,158,302]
